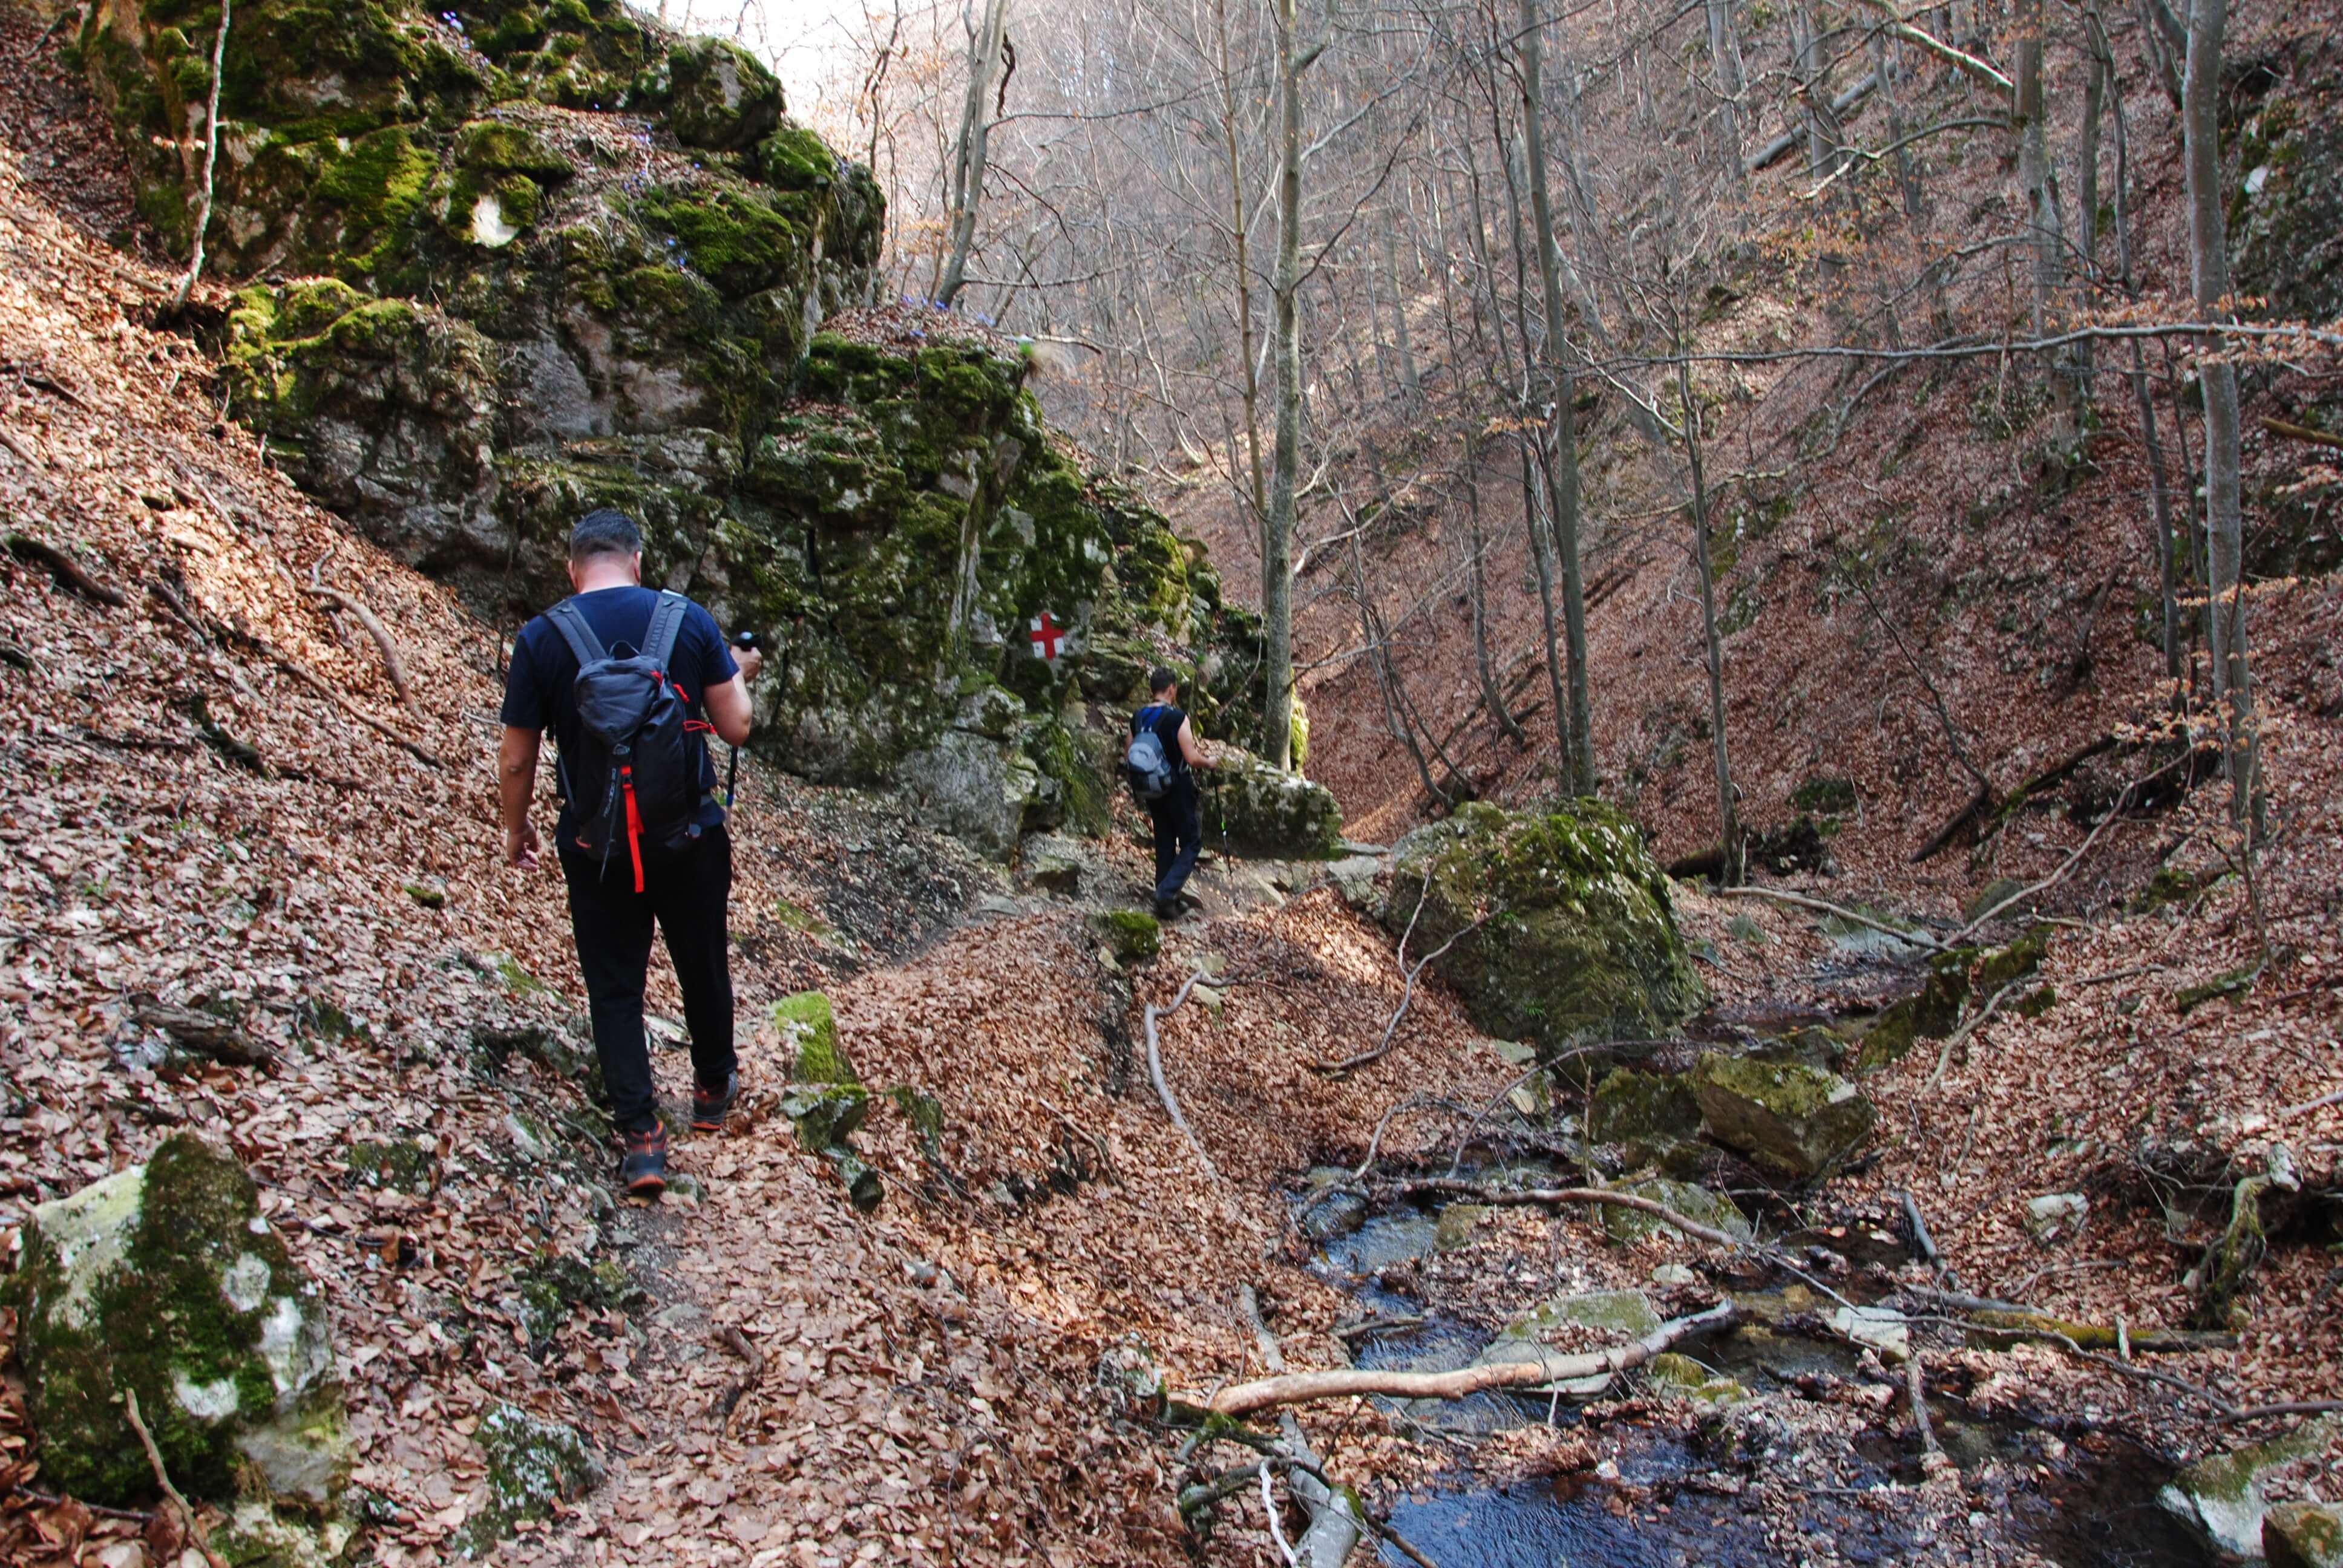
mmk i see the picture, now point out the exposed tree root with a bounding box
[5,529,126,607]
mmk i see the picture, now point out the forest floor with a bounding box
[1,14,2340,1568]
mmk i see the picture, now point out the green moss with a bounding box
[1856,946,1974,1071]
[1602,1178,1752,1245]
[663,36,784,151]
[1789,776,1856,814]
[453,118,574,177]
[494,953,546,996]
[1028,716,1110,837]
[1691,1053,1876,1177]
[631,184,808,296]
[344,1139,434,1194]
[513,1250,635,1343]
[1974,930,2049,993]
[1647,1351,1749,1405]
[774,991,853,1084]
[1089,909,1161,964]
[17,1136,346,1506]
[755,124,836,191]
[1586,1068,1702,1151]
[305,125,441,276]
[2175,967,2255,1014]
[1384,800,1700,1051]
[453,1403,601,1556]
[2132,863,2223,913]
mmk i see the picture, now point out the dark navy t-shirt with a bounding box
[500,586,741,844]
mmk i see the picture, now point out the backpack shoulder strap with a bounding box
[545,600,608,668]
[641,590,689,673]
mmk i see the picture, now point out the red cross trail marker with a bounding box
[1027,612,1066,662]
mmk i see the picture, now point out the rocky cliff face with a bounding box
[72,0,1305,852]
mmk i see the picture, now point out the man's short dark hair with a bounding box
[570,508,643,563]
[1148,666,1179,697]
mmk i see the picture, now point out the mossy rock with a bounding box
[2131,863,2223,913]
[1974,930,2049,993]
[1585,1068,1702,1155]
[1789,776,1855,815]
[1090,909,1161,964]
[13,1135,349,1506]
[1202,746,1343,860]
[661,36,784,151]
[1856,946,1975,1071]
[2158,1416,2342,1558]
[344,1138,434,1194]
[1384,800,1701,1055]
[1691,1053,1876,1178]
[2265,1502,2343,1568]
[453,1403,603,1557]
[774,991,853,1085]
[1602,1177,1752,1246]
[1646,1351,1749,1405]
[512,1250,634,1344]
[1478,1289,1663,1397]
[209,1500,357,1568]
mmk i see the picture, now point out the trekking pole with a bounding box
[727,631,761,810]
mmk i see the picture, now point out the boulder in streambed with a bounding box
[2159,1416,2342,1558]
[1691,1053,1876,1178]
[2266,1503,2343,1568]
[1384,801,1701,1056]
[10,1134,349,1506]
[1601,1178,1752,1246]
[1587,1068,1703,1168]
[1475,1289,1663,1397]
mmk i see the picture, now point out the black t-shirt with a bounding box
[1131,702,1192,784]
[500,586,740,844]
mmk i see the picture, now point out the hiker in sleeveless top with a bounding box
[1128,666,1220,921]
[497,509,764,1195]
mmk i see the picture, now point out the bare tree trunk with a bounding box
[936,0,1011,308]
[1211,0,1267,526]
[1382,222,1420,400]
[1870,32,1926,220]
[1706,0,1748,178]
[1515,0,1597,794]
[1679,348,1741,883]
[1789,0,1843,179]
[164,0,231,321]
[2094,10,2184,699]
[2077,36,2105,392]
[2013,0,2073,420]
[1262,0,1307,771]
[2180,0,2256,828]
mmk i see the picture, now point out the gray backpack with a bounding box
[546,592,703,889]
[1126,705,1177,802]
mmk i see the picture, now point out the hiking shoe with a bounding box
[619,1124,668,1195]
[1153,899,1179,922]
[691,1071,739,1132]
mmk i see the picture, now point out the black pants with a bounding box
[560,826,738,1134]
[1149,783,1202,906]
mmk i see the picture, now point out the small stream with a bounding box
[1303,1192,2216,1568]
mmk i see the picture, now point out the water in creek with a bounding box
[1306,1196,2216,1568]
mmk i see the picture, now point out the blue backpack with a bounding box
[1126,705,1177,802]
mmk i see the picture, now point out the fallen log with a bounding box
[1706,886,1946,952]
[1208,1300,1737,1417]
[2263,416,2343,452]
[1908,1289,2238,1352]
[135,1000,275,1069]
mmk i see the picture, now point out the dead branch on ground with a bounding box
[711,1325,764,1428]
[1145,967,1220,1183]
[1708,886,1947,952]
[275,658,446,768]
[308,587,414,710]
[135,999,276,1070]
[1209,1301,1736,1416]
[6,531,128,607]
[125,1389,226,1568]
[1384,1178,1757,1251]
[2263,417,2343,452]
[1314,877,1492,1073]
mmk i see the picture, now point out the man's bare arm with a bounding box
[1177,717,1213,768]
[704,672,755,747]
[499,726,543,868]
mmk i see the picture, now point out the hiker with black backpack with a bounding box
[1127,667,1219,921]
[497,509,764,1194]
